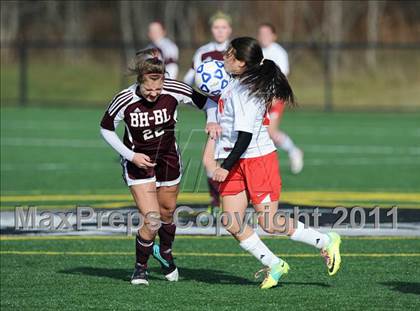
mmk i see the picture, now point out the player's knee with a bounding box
[143,211,161,235]
[160,203,176,220]
[261,225,276,235]
[258,217,276,234]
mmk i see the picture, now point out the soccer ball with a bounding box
[194,59,230,96]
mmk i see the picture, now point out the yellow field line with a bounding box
[1,250,419,257]
[2,191,420,203]
[3,202,420,210]
[1,235,419,241]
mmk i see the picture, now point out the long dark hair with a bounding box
[227,37,295,108]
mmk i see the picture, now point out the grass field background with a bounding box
[1,236,420,310]
[1,106,420,209]
[2,49,420,110]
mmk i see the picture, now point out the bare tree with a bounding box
[163,1,177,41]
[120,0,135,62]
[366,0,385,68]
[283,0,296,42]
[1,0,20,60]
[323,0,343,75]
[64,1,86,62]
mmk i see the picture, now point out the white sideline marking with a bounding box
[3,121,420,136]
[1,156,419,172]
[2,137,420,155]
[2,138,106,148]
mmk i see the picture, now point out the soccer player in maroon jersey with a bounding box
[183,11,232,216]
[100,48,220,285]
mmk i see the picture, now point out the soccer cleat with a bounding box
[289,148,304,174]
[255,260,290,289]
[152,244,179,281]
[131,263,149,285]
[321,232,342,276]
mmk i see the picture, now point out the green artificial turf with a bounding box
[1,236,419,310]
[1,107,420,202]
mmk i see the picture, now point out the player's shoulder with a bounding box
[163,78,193,97]
[113,83,136,98]
[107,84,137,114]
[271,42,287,53]
[161,37,178,49]
[195,42,217,55]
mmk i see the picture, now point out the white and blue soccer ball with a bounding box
[194,59,230,96]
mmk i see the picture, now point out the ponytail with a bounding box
[241,58,295,108]
[228,37,296,108]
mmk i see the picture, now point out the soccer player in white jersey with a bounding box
[100,48,220,286]
[258,23,304,174]
[183,11,232,85]
[203,37,341,289]
[147,21,179,79]
[184,11,232,215]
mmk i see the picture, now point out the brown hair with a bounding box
[259,23,276,34]
[128,48,165,83]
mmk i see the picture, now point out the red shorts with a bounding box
[219,151,281,204]
[269,99,285,120]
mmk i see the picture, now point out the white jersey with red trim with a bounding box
[214,78,276,159]
[262,42,289,76]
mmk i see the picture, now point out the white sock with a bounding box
[272,132,296,154]
[239,232,281,267]
[290,221,330,249]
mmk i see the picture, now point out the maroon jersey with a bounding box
[100,79,209,158]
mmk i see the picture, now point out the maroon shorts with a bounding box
[121,144,182,187]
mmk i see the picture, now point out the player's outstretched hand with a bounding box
[132,153,157,169]
[212,168,229,182]
[206,122,222,139]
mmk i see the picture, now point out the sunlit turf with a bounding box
[1,236,419,310]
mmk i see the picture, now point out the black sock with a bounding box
[158,223,176,261]
[135,234,154,266]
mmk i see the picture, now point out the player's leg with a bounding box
[129,182,161,285]
[220,159,287,289]
[151,145,182,280]
[207,175,221,215]
[271,129,303,174]
[250,151,341,276]
[254,200,341,276]
[203,136,221,216]
[154,184,179,281]
[268,112,303,174]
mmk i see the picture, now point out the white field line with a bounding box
[1,137,106,148]
[3,137,420,156]
[2,121,420,136]
[1,156,419,172]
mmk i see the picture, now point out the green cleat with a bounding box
[256,260,290,289]
[321,232,342,276]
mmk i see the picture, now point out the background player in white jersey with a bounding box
[258,23,304,174]
[203,37,341,289]
[183,11,232,85]
[147,21,179,79]
[184,11,232,215]
[100,48,219,286]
